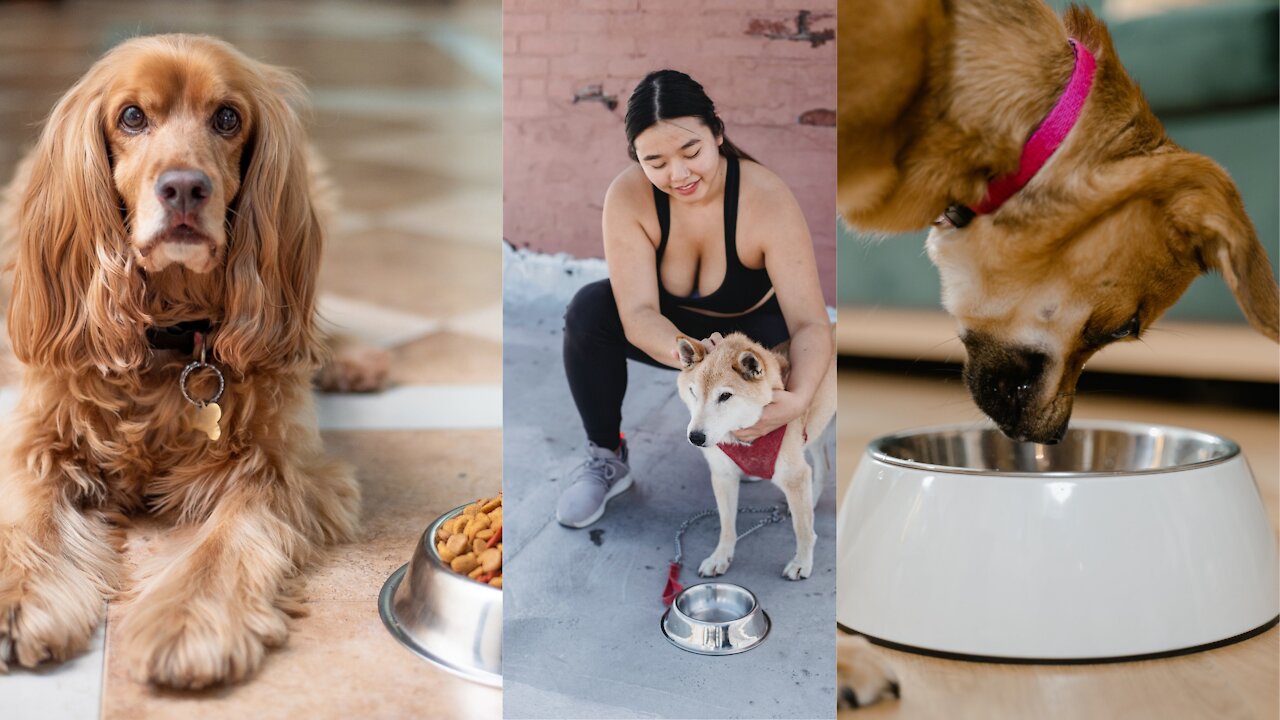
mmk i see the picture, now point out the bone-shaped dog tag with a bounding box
[179,349,226,443]
[190,402,222,441]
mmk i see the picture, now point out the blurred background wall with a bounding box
[503,0,838,304]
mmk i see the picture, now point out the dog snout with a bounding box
[156,169,212,215]
[688,430,707,447]
[962,333,1059,441]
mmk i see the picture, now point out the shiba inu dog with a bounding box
[675,332,836,580]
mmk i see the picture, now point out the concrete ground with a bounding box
[502,248,837,720]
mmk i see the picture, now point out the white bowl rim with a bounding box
[866,419,1241,478]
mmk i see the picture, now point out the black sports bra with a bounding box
[653,155,778,316]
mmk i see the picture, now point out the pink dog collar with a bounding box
[940,38,1097,228]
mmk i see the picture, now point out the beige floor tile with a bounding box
[391,333,501,387]
[320,230,500,321]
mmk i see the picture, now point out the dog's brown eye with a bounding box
[1110,313,1141,340]
[213,106,240,135]
[718,392,732,403]
[118,105,147,133]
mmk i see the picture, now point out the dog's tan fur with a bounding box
[676,332,836,580]
[838,0,1278,442]
[0,35,360,688]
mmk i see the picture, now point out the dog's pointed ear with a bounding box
[1167,159,1279,342]
[217,61,324,374]
[676,335,704,369]
[7,60,147,373]
[734,349,764,381]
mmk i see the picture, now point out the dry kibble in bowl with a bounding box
[435,493,502,588]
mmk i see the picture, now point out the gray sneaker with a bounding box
[555,440,632,528]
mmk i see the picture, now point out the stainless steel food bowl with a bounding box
[867,421,1239,475]
[379,504,502,686]
[838,420,1280,661]
[661,582,770,655]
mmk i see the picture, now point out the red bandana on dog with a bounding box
[717,425,794,479]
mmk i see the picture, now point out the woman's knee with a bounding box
[564,280,621,338]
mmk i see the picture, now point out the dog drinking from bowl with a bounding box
[835,0,1279,709]
[838,0,1278,444]
[0,34,366,688]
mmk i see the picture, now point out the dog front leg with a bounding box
[698,453,741,577]
[121,449,358,689]
[0,441,121,670]
[775,460,816,580]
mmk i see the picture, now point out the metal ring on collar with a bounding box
[179,360,225,406]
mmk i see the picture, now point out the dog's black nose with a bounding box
[962,333,1051,438]
[688,430,706,447]
[156,169,212,215]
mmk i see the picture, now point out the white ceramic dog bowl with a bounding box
[379,505,502,686]
[662,582,771,655]
[837,420,1279,661]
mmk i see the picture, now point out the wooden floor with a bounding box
[836,366,1279,720]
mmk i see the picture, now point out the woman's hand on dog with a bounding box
[732,389,806,442]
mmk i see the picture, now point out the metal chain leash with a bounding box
[671,505,789,567]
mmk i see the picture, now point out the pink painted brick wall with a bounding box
[503,2,838,303]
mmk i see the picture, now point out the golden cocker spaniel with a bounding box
[0,34,360,688]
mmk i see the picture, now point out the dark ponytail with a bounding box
[624,69,755,164]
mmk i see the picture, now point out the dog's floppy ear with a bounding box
[7,57,148,373]
[734,349,765,381]
[1166,158,1279,342]
[676,335,704,369]
[217,61,324,374]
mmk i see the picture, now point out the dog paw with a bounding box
[124,595,289,689]
[315,342,391,393]
[697,550,733,577]
[837,634,900,710]
[782,554,813,580]
[0,558,105,671]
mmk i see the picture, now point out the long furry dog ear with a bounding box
[215,62,324,375]
[1165,155,1278,342]
[7,63,148,372]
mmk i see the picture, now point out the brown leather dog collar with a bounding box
[146,319,214,355]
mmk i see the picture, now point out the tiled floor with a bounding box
[836,365,1279,720]
[0,1,502,718]
[501,249,838,720]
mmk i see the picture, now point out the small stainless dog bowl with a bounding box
[838,420,1279,661]
[379,505,502,686]
[661,582,770,655]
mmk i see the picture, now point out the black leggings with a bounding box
[563,279,789,451]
